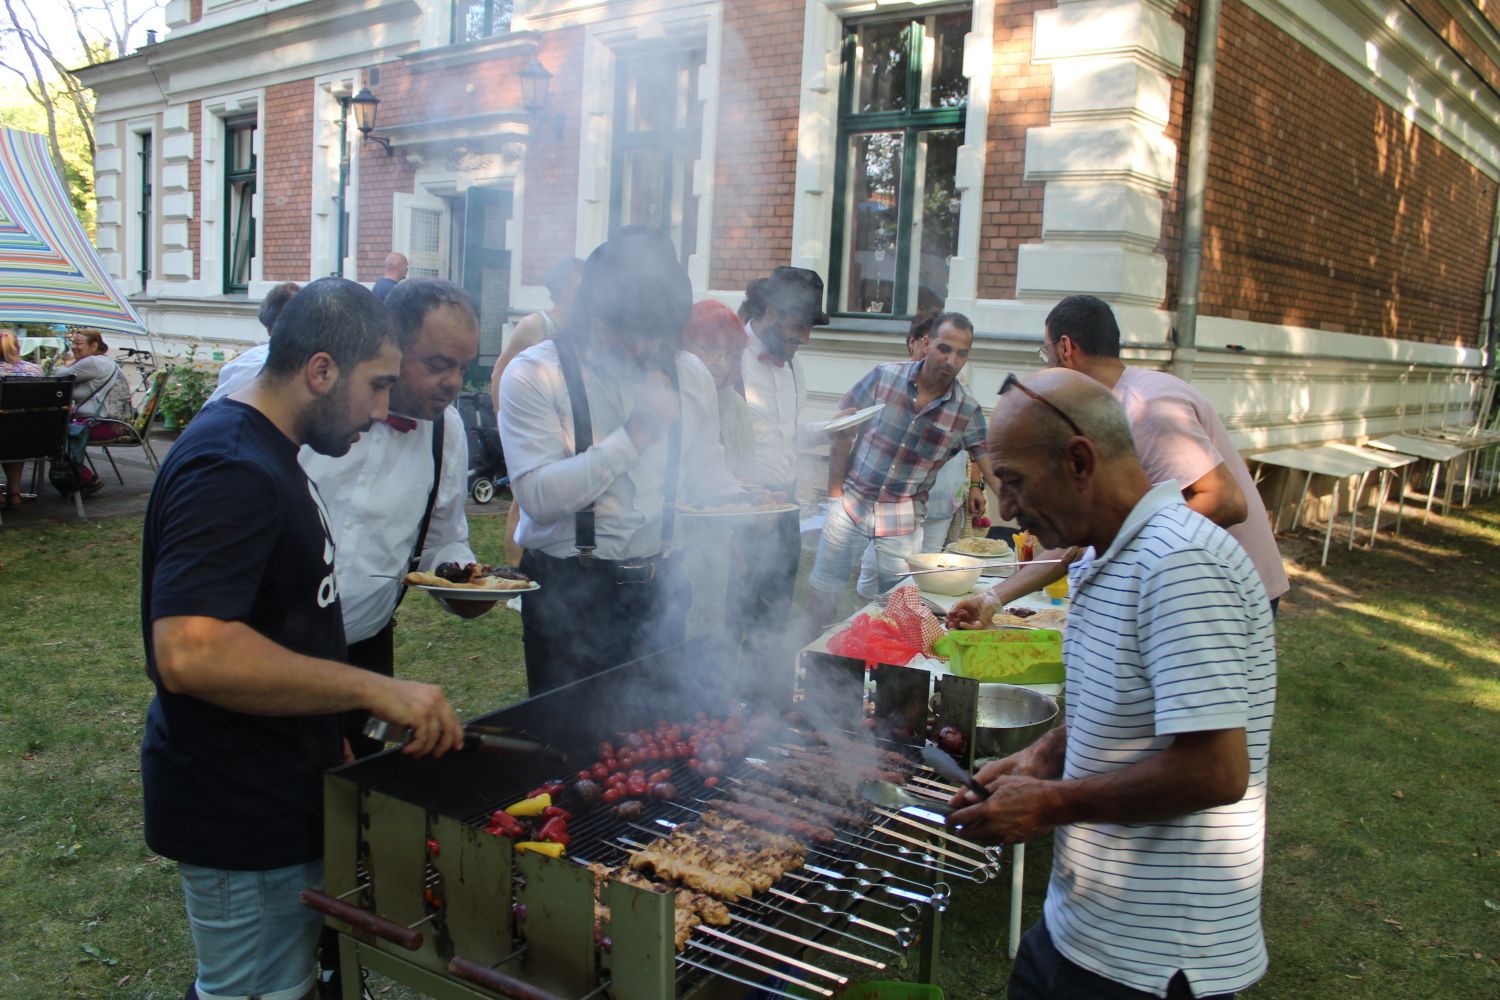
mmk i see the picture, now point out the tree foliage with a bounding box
[0,0,163,233]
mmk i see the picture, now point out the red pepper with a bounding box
[543,782,567,798]
[541,805,573,821]
[485,810,526,839]
[537,816,571,848]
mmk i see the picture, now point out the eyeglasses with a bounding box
[999,372,1085,439]
[1036,344,1049,364]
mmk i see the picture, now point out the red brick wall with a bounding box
[189,0,202,23]
[1188,0,1497,345]
[188,101,200,281]
[519,29,584,285]
[977,0,1050,300]
[260,79,313,281]
[710,0,802,291]
[352,61,419,281]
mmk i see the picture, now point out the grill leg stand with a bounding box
[1008,842,1025,960]
[339,934,363,1000]
[917,886,942,984]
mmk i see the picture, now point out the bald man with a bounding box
[372,252,409,301]
[948,370,1276,1000]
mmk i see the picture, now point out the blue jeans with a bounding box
[1009,918,1235,1000]
[178,860,324,1000]
[810,499,924,596]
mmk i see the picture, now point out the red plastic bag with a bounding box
[827,614,922,667]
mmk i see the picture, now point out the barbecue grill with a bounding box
[306,638,999,999]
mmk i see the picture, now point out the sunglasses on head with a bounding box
[999,373,1085,438]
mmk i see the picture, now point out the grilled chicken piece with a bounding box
[628,849,754,900]
[675,909,701,951]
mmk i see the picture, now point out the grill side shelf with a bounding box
[602,877,676,1000]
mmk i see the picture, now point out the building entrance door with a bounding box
[461,186,512,381]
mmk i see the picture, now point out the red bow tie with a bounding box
[384,414,418,433]
[757,351,786,369]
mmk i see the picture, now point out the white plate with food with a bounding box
[946,537,1015,559]
[819,403,885,435]
[403,562,538,601]
[672,501,800,518]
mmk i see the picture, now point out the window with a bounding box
[223,117,256,293]
[454,0,513,43]
[610,47,704,266]
[138,133,152,287]
[830,10,968,317]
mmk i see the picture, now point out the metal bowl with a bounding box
[975,684,1059,758]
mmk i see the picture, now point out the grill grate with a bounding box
[462,728,994,997]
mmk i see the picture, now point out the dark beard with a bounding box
[298,380,359,457]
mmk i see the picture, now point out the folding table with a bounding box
[1365,435,1468,521]
[1250,446,1392,566]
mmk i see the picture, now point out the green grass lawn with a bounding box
[2,502,1498,998]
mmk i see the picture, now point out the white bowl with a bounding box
[905,552,985,597]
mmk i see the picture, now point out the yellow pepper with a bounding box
[514,840,565,858]
[504,792,551,817]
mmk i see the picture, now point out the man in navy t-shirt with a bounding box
[141,277,465,1000]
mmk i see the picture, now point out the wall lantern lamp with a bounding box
[347,87,394,156]
[519,57,563,137]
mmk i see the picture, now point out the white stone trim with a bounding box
[570,0,722,288]
[198,92,266,296]
[1241,0,1500,180]
[159,103,196,282]
[311,71,360,280]
[788,0,996,316]
[1017,0,1186,303]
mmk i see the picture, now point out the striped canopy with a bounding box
[0,128,144,336]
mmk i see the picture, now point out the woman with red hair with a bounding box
[682,300,755,483]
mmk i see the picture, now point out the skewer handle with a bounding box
[448,956,569,1000]
[299,888,423,950]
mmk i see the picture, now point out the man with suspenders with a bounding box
[498,227,747,694]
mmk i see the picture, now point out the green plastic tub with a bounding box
[932,627,1064,684]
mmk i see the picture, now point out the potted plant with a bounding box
[159,361,217,429]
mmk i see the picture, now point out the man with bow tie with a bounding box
[296,278,493,757]
[733,267,833,673]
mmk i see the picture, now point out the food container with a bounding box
[932,628,1064,684]
[944,536,1014,559]
[975,683,1059,758]
[904,552,985,597]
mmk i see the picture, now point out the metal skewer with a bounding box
[686,940,834,996]
[696,926,847,985]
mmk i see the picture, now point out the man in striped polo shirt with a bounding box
[950,369,1277,999]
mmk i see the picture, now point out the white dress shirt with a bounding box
[300,408,474,643]
[499,341,742,561]
[207,343,268,404]
[739,325,824,488]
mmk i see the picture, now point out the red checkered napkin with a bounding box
[881,583,946,655]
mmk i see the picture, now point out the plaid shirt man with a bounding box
[838,360,986,536]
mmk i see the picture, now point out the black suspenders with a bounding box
[553,336,682,566]
[397,415,446,604]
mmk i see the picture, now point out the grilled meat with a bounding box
[628,848,755,900]
[729,777,865,828]
[707,800,836,843]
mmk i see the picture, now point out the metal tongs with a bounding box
[363,719,568,760]
[858,779,954,819]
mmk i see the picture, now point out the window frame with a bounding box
[607,46,705,267]
[452,0,514,44]
[138,131,153,289]
[222,116,257,295]
[827,10,968,320]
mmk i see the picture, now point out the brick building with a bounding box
[78,0,1500,452]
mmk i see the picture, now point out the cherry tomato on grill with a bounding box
[602,787,623,804]
[649,769,672,784]
[703,776,719,789]
[626,776,648,798]
[687,758,701,771]
[577,770,594,782]
[598,741,614,756]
